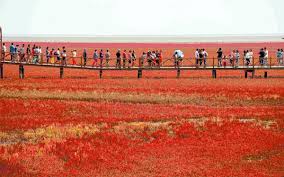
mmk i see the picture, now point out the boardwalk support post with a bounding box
[212,69,217,78]
[60,66,64,79]
[19,64,24,79]
[0,63,3,79]
[264,71,268,78]
[99,69,103,79]
[138,68,142,78]
[245,69,254,78]
[177,68,181,78]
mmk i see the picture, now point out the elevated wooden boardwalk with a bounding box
[1,60,284,79]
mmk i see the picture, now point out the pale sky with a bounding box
[0,0,284,36]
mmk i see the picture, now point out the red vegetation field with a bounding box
[0,42,284,176]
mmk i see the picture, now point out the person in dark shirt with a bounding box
[259,48,265,65]
[99,49,104,67]
[199,49,204,66]
[217,48,223,67]
[83,49,87,67]
[116,49,121,68]
[26,44,31,63]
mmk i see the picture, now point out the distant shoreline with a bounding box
[3,35,284,43]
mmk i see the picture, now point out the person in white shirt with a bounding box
[234,50,240,67]
[33,46,40,64]
[174,49,184,68]
[105,49,111,67]
[203,49,208,67]
[19,44,25,62]
[245,50,250,66]
[62,49,67,66]
[55,48,61,64]
[264,47,268,65]
[38,46,42,63]
[71,50,77,65]
[195,49,199,65]
[248,49,253,64]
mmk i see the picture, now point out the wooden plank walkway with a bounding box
[1,60,284,79]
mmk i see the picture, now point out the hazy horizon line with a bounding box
[4,33,284,38]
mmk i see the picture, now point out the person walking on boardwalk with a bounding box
[235,50,240,67]
[92,49,98,67]
[139,52,146,67]
[122,50,127,68]
[281,49,284,65]
[174,49,184,68]
[105,49,111,67]
[203,49,208,67]
[55,48,61,64]
[195,49,199,66]
[264,47,269,65]
[38,46,42,63]
[132,50,136,67]
[26,44,32,63]
[116,49,121,68]
[71,50,77,65]
[46,47,50,63]
[245,50,251,66]
[259,48,265,66]
[62,49,67,66]
[229,50,235,66]
[217,48,223,67]
[15,45,19,62]
[155,50,160,67]
[276,49,283,65]
[127,50,132,68]
[198,49,204,66]
[9,43,15,62]
[50,48,55,64]
[19,44,25,62]
[32,46,40,64]
[248,49,253,65]
[147,50,152,67]
[99,49,104,67]
[151,51,157,67]
[2,43,6,61]
[26,44,31,63]
[83,49,87,67]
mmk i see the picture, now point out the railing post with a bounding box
[60,66,64,79]
[264,71,268,78]
[177,68,181,78]
[212,69,216,78]
[138,68,142,78]
[245,70,248,78]
[99,69,103,79]
[19,64,24,79]
[0,62,3,79]
[213,57,215,69]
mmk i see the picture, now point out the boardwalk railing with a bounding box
[0,52,284,79]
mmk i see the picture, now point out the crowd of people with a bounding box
[1,43,284,67]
